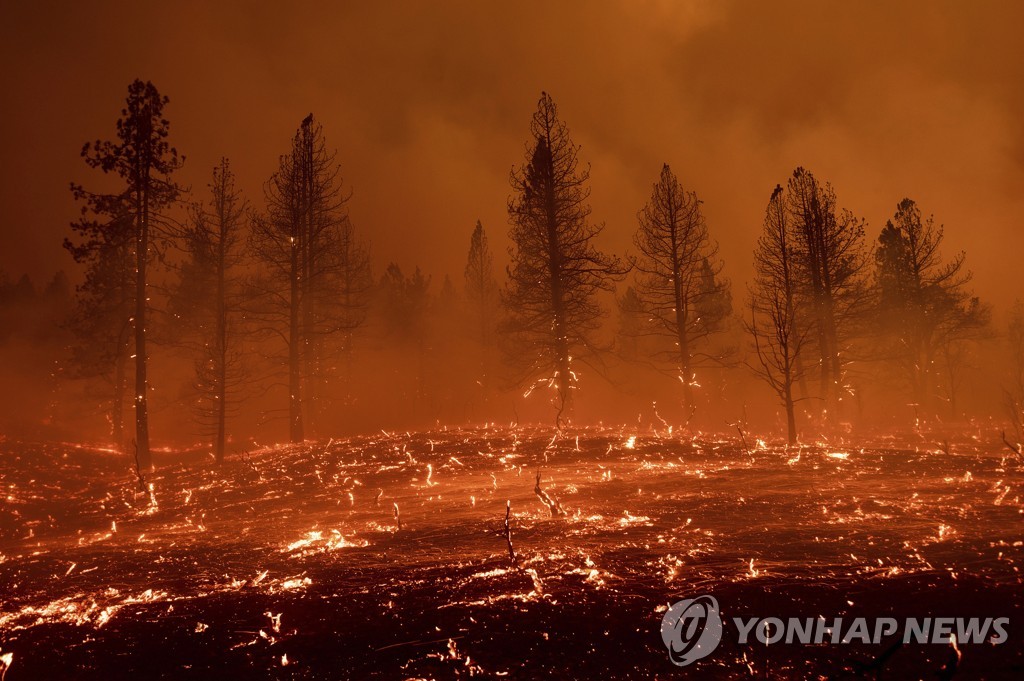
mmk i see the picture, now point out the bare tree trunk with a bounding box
[676,299,693,415]
[301,131,317,436]
[544,149,571,420]
[134,170,152,471]
[289,234,304,443]
[784,380,797,445]
[215,221,228,464]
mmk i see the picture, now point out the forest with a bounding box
[0,82,1017,464]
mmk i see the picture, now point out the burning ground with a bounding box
[0,427,1022,679]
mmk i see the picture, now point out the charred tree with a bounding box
[785,168,868,418]
[875,198,989,418]
[502,92,625,423]
[746,186,811,445]
[249,114,356,442]
[68,80,184,468]
[336,215,372,406]
[63,208,134,450]
[630,163,732,415]
[172,159,247,464]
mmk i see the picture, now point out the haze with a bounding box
[2,1,1022,308]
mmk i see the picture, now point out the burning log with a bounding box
[534,471,564,517]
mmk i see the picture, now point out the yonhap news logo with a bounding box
[660,595,724,666]
[660,594,1010,667]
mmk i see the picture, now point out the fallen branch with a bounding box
[375,635,465,653]
[1000,431,1024,462]
[534,471,564,517]
[729,422,751,457]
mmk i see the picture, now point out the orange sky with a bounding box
[1,0,1022,313]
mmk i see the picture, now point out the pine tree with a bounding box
[502,92,625,423]
[172,159,246,463]
[631,163,731,415]
[874,198,989,417]
[67,80,183,467]
[784,167,869,417]
[249,114,354,441]
[746,186,812,444]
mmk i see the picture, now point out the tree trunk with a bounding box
[300,126,319,437]
[134,172,152,471]
[542,131,571,422]
[676,311,693,416]
[784,381,797,445]
[289,230,304,443]
[214,215,227,464]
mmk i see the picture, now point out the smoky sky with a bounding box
[1,0,1022,311]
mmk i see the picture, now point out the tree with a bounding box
[379,263,433,409]
[785,167,868,415]
[172,159,246,464]
[502,92,626,423]
[249,114,354,442]
[615,286,647,363]
[874,198,989,417]
[746,186,811,444]
[630,163,731,415]
[463,220,499,397]
[68,80,184,467]
[63,211,134,448]
[336,215,372,403]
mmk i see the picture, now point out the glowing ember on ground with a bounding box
[0,428,1021,677]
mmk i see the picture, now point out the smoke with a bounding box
[1,1,1022,439]
[2,1,1021,311]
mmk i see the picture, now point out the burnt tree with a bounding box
[784,167,868,418]
[68,80,183,468]
[630,163,731,415]
[502,92,625,423]
[746,186,811,444]
[249,114,355,442]
[875,198,989,418]
[172,159,247,463]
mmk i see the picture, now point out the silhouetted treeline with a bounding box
[2,81,1016,457]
